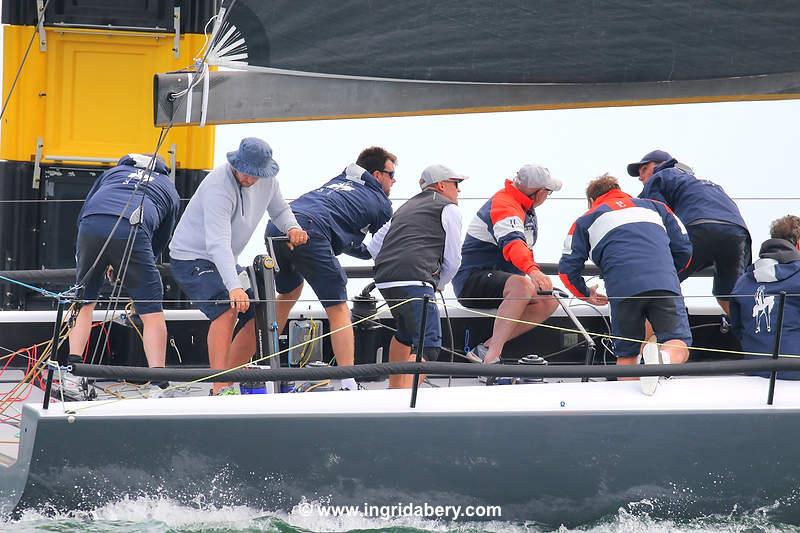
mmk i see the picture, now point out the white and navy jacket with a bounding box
[281,163,392,259]
[640,159,748,229]
[453,180,538,296]
[730,238,800,377]
[559,189,692,299]
[80,154,180,258]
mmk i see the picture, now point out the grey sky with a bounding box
[217,100,799,306]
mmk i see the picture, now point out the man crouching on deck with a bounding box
[558,174,693,395]
[69,154,180,375]
[170,138,308,395]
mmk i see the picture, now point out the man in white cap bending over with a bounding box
[170,137,308,395]
[453,164,560,364]
[368,164,466,388]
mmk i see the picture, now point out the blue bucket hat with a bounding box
[627,149,672,177]
[226,137,279,179]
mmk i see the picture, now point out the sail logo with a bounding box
[752,285,775,333]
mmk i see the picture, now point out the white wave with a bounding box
[4,495,798,532]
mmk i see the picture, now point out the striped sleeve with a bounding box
[490,197,537,273]
[558,220,591,299]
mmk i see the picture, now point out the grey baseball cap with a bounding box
[513,164,562,193]
[419,164,468,190]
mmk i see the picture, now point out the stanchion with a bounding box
[42,300,66,410]
[767,291,787,405]
[410,295,430,408]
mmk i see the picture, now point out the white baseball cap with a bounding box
[419,164,469,190]
[513,164,562,194]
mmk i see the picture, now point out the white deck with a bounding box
[30,375,800,420]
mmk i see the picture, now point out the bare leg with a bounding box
[68,303,96,357]
[640,322,655,356]
[139,311,167,368]
[386,337,425,389]
[616,354,639,381]
[207,309,237,394]
[484,276,557,364]
[325,303,354,367]
[228,317,257,368]
[662,339,689,364]
[276,284,303,333]
[484,298,558,354]
[717,299,730,317]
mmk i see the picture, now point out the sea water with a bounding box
[3,496,799,532]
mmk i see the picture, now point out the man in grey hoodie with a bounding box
[170,138,307,394]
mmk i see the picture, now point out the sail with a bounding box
[154,0,800,125]
[227,0,800,84]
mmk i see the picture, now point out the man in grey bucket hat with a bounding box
[170,137,308,395]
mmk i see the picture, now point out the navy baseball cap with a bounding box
[627,150,672,177]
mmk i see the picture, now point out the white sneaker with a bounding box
[52,372,87,400]
[640,342,661,396]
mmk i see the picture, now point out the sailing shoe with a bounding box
[640,342,662,396]
[216,384,241,396]
[148,381,192,398]
[464,343,499,364]
[52,372,87,401]
[339,380,366,391]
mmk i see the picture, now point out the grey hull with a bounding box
[2,378,799,526]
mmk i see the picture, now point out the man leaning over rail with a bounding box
[69,154,179,372]
[629,150,750,316]
[559,174,693,395]
[452,164,559,364]
[169,138,308,395]
[368,164,465,389]
[265,146,395,391]
[730,214,800,380]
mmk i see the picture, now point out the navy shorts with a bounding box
[456,270,515,309]
[681,223,752,300]
[378,285,442,361]
[610,290,693,358]
[76,214,163,314]
[170,258,256,323]
[266,215,348,308]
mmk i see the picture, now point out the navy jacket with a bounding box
[639,159,748,229]
[730,238,800,379]
[79,155,180,257]
[279,164,392,258]
[559,189,692,299]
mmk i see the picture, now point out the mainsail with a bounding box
[154,0,800,125]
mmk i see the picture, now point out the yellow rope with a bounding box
[67,297,417,414]
[457,305,800,359]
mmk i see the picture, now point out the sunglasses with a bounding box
[528,188,553,199]
[377,169,395,179]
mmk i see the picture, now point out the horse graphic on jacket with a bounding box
[752,285,775,334]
